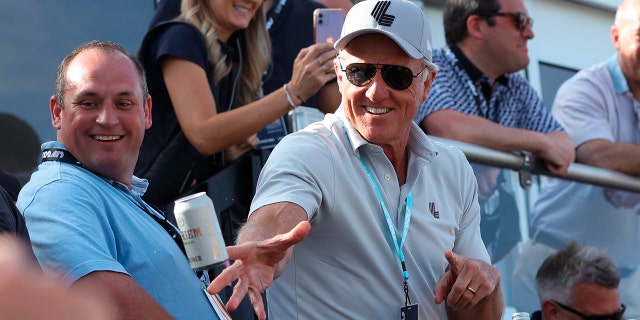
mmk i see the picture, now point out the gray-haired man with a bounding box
[207,1,504,319]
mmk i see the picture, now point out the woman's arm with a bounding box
[162,42,337,156]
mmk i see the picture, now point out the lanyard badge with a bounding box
[359,156,419,320]
[341,121,420,319]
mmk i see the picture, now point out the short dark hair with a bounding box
[535,242,620,303]
[443,0,500,45]
[54,40,149,107]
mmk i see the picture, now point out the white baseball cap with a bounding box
[334,0,432,61]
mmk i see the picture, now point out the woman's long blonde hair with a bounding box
[180,0,271,106]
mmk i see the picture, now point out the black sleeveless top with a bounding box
[135,21,242,206]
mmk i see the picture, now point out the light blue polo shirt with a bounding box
[18,141,219,319]
[531,55,640,269]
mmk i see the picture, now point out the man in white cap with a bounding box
[208,1,504,319]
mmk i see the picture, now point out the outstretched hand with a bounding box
[433,251,500,311]
[207,221,311,320]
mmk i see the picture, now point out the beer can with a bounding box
[174,192,228,270]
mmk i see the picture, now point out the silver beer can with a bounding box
[174,192,229,270]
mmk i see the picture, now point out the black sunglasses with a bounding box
[479,11,533,32]
[338,60,428,90]
[554,300,626,320]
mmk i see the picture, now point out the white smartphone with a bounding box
[313,8,345,44]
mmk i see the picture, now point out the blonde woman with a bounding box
[136,0,337,206]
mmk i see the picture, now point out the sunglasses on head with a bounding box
[338,60,428,90]
[554,300,626,320]
[479,11,533,32]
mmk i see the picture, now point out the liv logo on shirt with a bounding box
[429,202,439,219]
[371,1,395,27]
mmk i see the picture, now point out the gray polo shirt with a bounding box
[250,107,489,319]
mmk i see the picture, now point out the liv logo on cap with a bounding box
[334,0,433,61]
[372,1,395,27]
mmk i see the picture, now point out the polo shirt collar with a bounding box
[43,141,149,196]
[450,44,509,86]
[334,107,438,162]
[607,54,629,95]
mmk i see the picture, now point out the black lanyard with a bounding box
[451,45,499,120]
[265,0,286,31]
[41,148,186,256]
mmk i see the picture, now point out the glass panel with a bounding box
[539,62,577,111]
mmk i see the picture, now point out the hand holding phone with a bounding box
[314,8,345,44]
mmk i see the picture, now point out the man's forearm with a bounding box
[235,202,307,245]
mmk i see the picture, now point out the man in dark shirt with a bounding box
[414,0,574,263]
[531,242,625,320]
[0,169,36,263]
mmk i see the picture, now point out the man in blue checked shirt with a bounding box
[414,0,574,263]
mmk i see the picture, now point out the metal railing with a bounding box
[428,135,640,193]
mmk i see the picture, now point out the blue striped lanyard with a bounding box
[359,157,413,282]
[341,120,414,307]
